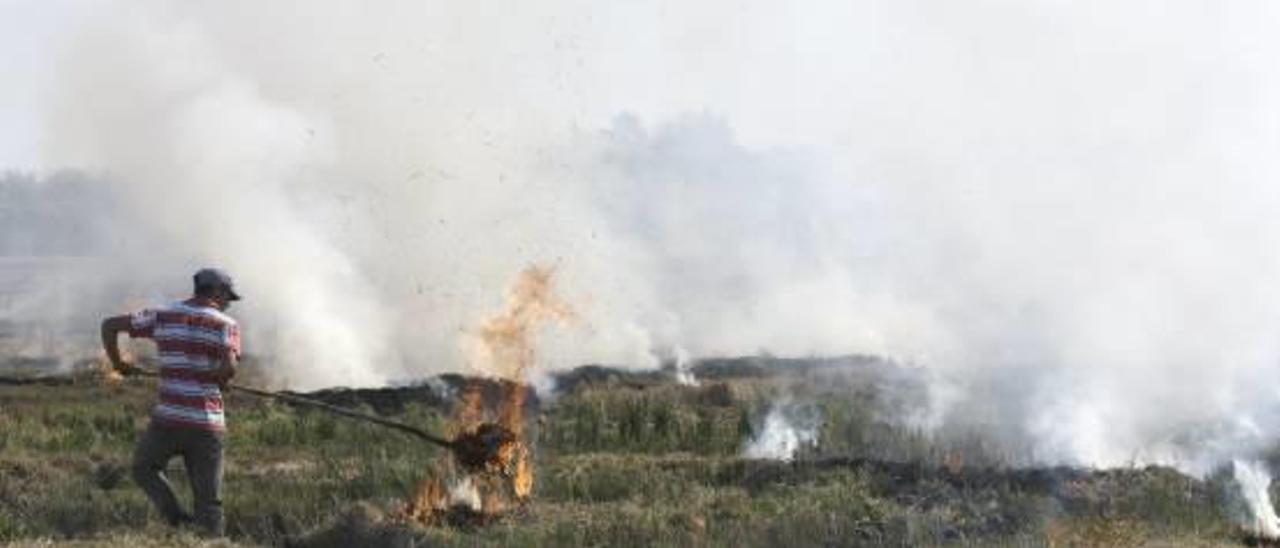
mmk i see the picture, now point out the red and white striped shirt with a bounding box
[130,298,241,431]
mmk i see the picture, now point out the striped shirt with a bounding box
[130,298,241,431]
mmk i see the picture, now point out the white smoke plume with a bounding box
[1233,460,1280,539]
[448,477,482,513]
[744,402,820,462]
[6,0,1280,484]
[671,346,698,387]
[650,344,698,386]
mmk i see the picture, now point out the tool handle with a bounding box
[130,369,455,448]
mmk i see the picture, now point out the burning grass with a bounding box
[398,265,571,528]
[397,381,534,527]
[0,355,1273,546]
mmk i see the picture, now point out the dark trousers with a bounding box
[131,422,225,536]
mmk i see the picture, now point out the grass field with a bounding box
[0,357,1263,547]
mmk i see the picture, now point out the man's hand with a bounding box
[101,315,136,377]
[213,352,238,391]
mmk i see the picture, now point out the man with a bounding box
[101,268,242,537]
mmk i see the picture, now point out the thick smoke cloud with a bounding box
[16,0,1280,475]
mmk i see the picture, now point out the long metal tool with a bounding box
[129,369,518,471]
[132,369,453,448]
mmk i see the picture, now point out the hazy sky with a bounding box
[11,0,1280,475]
[0,1,85,169]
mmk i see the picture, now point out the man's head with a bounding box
[193,268,241,310]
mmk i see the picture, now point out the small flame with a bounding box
[400,473,487,525]
[99,354,124,385]
[505,440,533,500]
[403,474,448,522]
[104,367,124,384]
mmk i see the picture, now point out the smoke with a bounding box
[9,0,1280,489]
[447,477,482,513]
[1233,460,1280,538]
[744,402,820,462]
[671,346,699,387]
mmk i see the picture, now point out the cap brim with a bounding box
[228,289,242,301]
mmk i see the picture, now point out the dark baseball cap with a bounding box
[193,268,241,301]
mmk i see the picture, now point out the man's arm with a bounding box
[214,349,238,388]
[100,315,138,375]
[214,321,240,388]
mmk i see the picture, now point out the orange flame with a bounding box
[474,265,572,502]
[474,264,575,380]
[403,474,449,523]
[404,264,572,525]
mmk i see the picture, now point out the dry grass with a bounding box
[0,358,1257,546]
